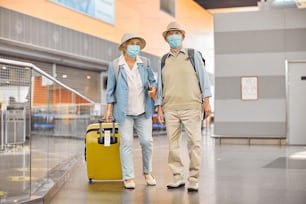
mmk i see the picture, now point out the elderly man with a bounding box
[155,22,212,192]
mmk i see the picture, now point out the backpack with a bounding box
[112,56,148,80]
[160,48,205,71]
[160,48,205,94]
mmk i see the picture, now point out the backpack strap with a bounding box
[187,48,204,94]
[161,53,168,69]
[187,48,196,72]
[187,48,206,68]
[139,56,148,69]
[113,56,148,80]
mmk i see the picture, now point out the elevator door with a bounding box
[287,61,306,145]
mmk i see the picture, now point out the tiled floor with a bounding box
[0,134,84,204]
[48,130,306,204]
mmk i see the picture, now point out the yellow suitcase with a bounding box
[85,120,122,182]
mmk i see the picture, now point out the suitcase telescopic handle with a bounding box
[98,119,104,138]
[112,120,115,137]
[98,118,116,137]
[98,118,115,123]
[97,118,116,145]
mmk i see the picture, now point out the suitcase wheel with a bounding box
[89,178,93,183]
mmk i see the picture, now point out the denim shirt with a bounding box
[106,55,157,124]
[155,48,212,106]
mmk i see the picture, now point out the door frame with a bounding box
[285,59,306,145]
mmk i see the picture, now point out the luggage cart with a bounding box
[0,106,4,151]
[5,105,26,146]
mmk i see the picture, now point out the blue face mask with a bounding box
[127,45,140,57]
[167,34,182,48]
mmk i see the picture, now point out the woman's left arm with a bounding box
[147,59,157,87]
[146,58,157,99]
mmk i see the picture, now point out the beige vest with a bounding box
[162,52,202,112]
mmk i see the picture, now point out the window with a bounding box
[50,0,115,25]
[160,0,175,17]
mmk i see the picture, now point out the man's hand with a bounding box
[157,106,164,125]
[202,97,211,119]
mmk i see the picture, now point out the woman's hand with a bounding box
[103,104,113,122]
[148,86,157,100]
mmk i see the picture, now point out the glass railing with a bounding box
[0,58,101,203]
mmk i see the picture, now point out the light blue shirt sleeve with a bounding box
[193,51,212,99]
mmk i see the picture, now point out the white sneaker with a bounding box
[123,180,135,189]
[145,175,157,186]
[187,179,199,192]
[166,176,185,189]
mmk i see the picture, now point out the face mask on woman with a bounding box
[127,45,140,57]
[167,34,182,48]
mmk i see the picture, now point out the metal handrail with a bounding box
[0,58,95,104]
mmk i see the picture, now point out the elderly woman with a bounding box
[104,32,157,189]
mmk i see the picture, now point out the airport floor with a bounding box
[48,129,306,204]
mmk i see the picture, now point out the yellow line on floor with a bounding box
[0,191,7,196]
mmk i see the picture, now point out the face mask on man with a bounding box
[167,34,182,48]
[127,45,140,57]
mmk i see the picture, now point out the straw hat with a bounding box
[119,32,146,50]
[162,21,186,40]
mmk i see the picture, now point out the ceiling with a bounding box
[194,0,305,10]
[194,0,259,9]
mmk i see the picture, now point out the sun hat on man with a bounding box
[162,21,186,40]
[119,32,146,50]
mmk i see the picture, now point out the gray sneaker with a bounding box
[187,179,199,192]
[166,176,185,189]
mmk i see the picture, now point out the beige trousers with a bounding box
[164,109,202,181]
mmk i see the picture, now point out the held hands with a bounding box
[148,86,157,100]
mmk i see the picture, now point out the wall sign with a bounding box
[241,76,258,100]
